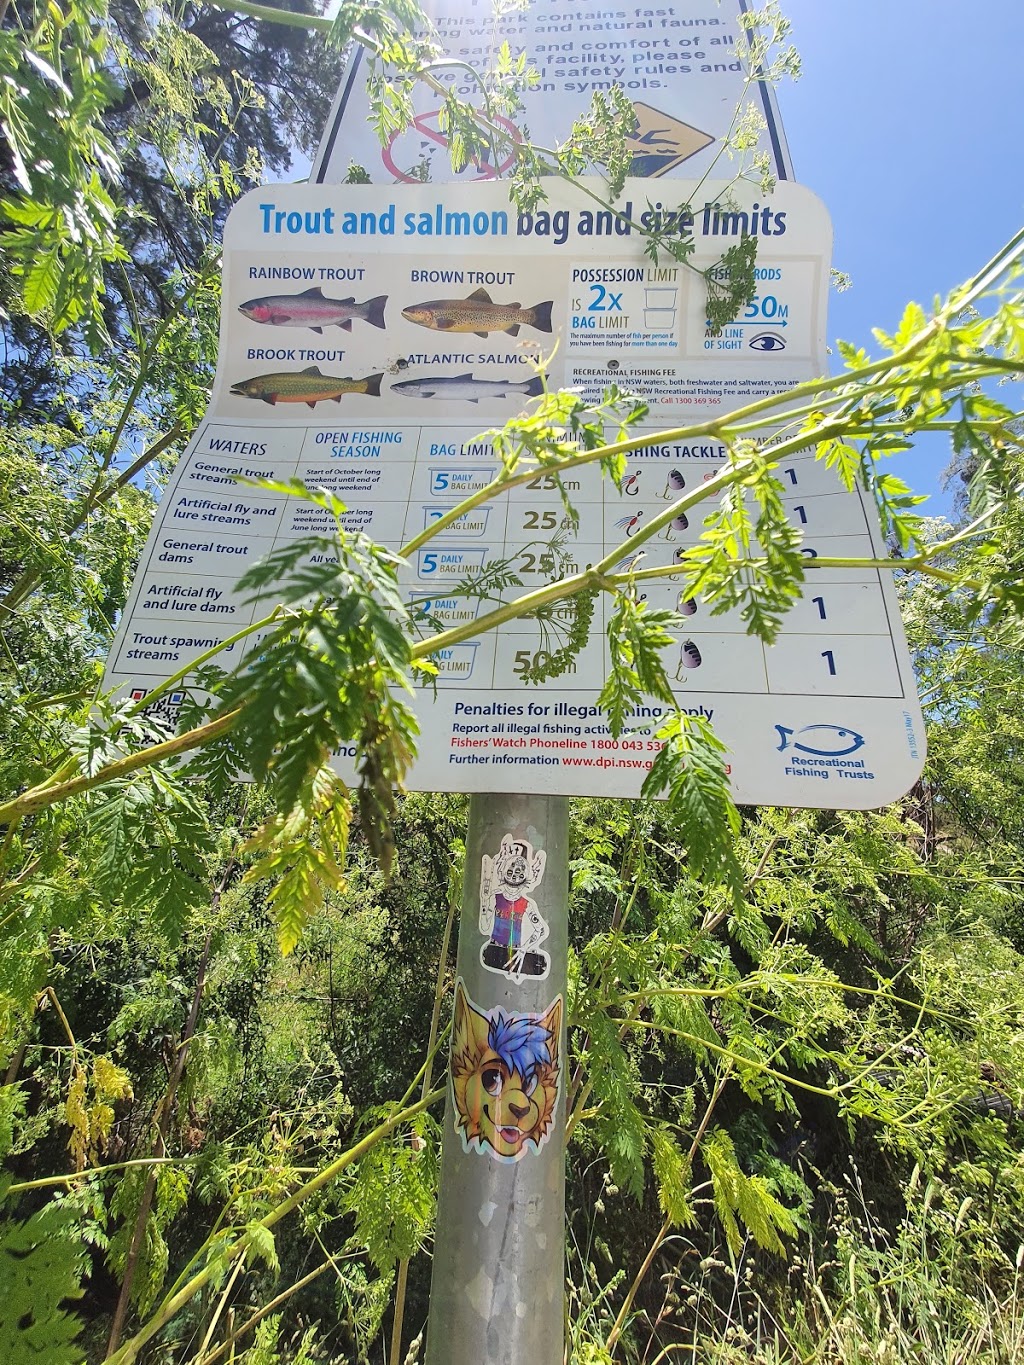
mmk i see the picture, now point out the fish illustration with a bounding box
[238,288,387,333]
[230,366,383,407]
[390,372,545,404]
[775,724,866,758]
[401,287,553,338]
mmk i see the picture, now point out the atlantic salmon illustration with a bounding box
[238,288,387,333]
[230,366,383,407]
[390,372,545,404]
[401,287,554,338]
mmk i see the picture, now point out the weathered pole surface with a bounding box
[426,793,569,1365]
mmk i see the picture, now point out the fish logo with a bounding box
[775,724,866,757]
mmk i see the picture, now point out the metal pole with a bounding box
[426,792,569,1365]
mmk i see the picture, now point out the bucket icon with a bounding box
[644,285,678,330]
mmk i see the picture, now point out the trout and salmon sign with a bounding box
[103,177,925,807]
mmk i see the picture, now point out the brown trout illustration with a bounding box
[230,366,383,408]
[401,286,554,338]
[238,288,387,333]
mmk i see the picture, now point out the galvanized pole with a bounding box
[426,793,569,1365]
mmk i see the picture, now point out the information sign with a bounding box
[104,178,925,806]
[313,0,793,185]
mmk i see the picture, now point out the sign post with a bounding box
[427,793,568,1365]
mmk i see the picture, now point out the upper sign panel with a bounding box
[312,0,793,186]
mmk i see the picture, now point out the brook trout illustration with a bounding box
[238,288,387,333]
[401,287,553,338]
[390,372,545,404]
[230,366,383,407]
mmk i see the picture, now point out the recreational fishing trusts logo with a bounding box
[774,723,877,785]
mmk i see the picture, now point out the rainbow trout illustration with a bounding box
[230,366,383,407]
[238,288,387,333]
[391,372,544,404]
[401,287,553,338]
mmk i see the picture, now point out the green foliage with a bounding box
[86,768,212,942]
[216,485,418,858]
[598,593,677,735]
[575,990,648,1199]
[0,0,126,341]
[342,1113,438,1269]
[704,1127,797,1256]
[107,1163,192,1315]
[0,1188,89,1362]
[642,713,745,911]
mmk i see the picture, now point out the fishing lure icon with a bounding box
[674,640,702,679]
[775,725,866,758]
[621,471,642,497]
[614,512,644,537]
[616,550,646,574]
[662,469,686,500]
[663,511,689,540]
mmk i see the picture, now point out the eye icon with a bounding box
[750,332,787,352]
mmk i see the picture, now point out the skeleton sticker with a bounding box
[479,834,550,982]
[451,979,562,1162]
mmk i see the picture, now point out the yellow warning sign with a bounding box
[627,102,715,178]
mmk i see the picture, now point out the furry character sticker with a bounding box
[479,833,550,982]
[451,980,562,1162]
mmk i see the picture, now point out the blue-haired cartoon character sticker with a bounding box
[451,980,562,1162]
[776,724,866,758]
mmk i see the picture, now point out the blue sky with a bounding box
[777,0,1024,513]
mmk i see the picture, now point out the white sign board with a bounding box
[104,179,925,806]
[313,0,793,186]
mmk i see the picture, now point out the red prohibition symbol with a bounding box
[382,107,523,182]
